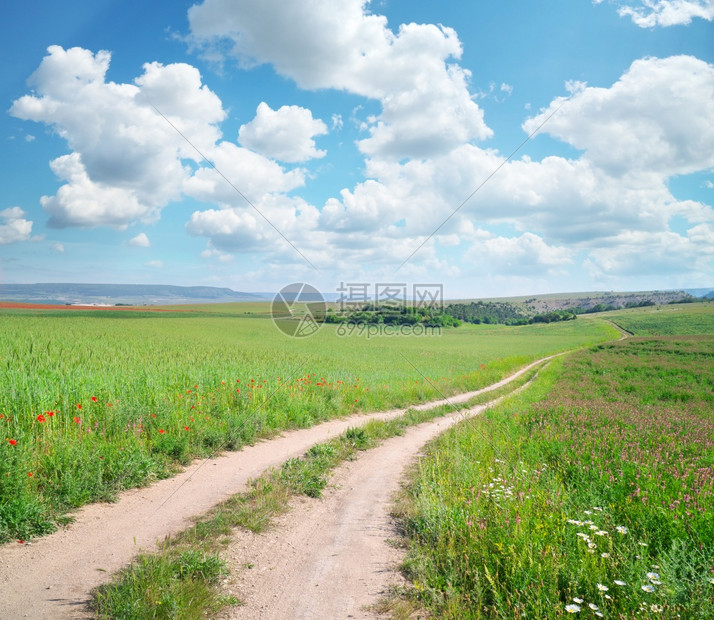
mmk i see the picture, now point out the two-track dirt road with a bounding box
[0,357,550,619]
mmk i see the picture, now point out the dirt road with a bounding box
[0,358,548,619]
[220,399,500,619]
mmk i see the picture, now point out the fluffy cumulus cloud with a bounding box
[238,102,328,162]
[188,0,491,158]
[613,0,714,27]
[10,46,223,228]
[183,141,306,206]
[0,207,33,245]
[11,45,308,235]
[523,56,714,177]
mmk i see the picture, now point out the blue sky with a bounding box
[1,0,713,299]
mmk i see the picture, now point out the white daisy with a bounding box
[597,583,608,592]
[565,603,581,613]
[642,584,655,593]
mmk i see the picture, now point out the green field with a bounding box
[0,307,616,543]
[397,303,714,617]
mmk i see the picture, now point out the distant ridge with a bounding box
[0,283,270,306]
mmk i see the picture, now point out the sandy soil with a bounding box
[0,358,548,619]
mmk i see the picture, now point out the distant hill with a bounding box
[682,288,714,299]
[444,289,706,325]
[0,283,270,306]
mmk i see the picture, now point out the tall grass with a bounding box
[396,332,714,617]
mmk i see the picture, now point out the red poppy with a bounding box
[107,403,113,407]
[158,429,165,434]
[151,414,156,418]
[184,426,190,431]
[8,439,17,446]
[91,396,98,402]
[47,411,55,417]
[76,404,82,410]
[236,389,240,393]
[27,472,33,477]
[17,540,25,544]
[73,416,81,424]
[36,414,46,423]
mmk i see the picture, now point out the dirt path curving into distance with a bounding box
[0,357,551,619]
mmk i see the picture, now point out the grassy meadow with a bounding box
[396,303,714,617]
[0,306,616,543]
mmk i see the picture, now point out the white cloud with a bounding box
[10,46,225,229]
[616,0,714,27]
[52,242,65,253]
[183,140,306,206]
[465,232,573,276]
[585,229,714,277]
[187,207,268,251]
[523,55,714,177]
[0,207,33,245]
[40,153,151,229]
[144,260,164,269]
[188,0,492,158]
[238,102,327,162]
[129,232,151,247]
[200,244,234,262]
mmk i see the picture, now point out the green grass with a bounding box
[607,301,714,335]
[91,362,545,619]
[395,317,714,617]
[0,308,615,543]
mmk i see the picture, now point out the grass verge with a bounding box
[90,361,546,619]
[393,336,714,618]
